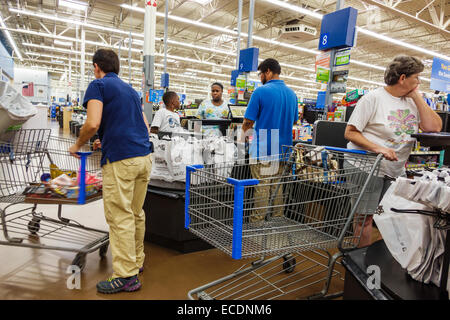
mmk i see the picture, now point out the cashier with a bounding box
[196,82,229,136]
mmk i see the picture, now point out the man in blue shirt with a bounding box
[242,58,298,222]
[69,49,152,294]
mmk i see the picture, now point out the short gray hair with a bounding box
[384,56,424,85]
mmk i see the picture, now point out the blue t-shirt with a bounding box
[244,79,298,158]
[83,73,151,166]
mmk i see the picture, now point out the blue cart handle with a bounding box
[76,151,92,205]
[324,147,369,155]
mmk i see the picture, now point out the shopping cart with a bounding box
[185,143,383,300]
[0,129,108,271]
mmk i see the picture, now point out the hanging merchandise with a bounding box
[334,48,351,67]
[315,51,331,84]
[330,70,348,94]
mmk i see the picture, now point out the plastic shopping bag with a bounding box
[150,135,174,182]
[374,181,432,271]
[168,136,194,182]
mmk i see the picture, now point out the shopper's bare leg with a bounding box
[354,214,373,248]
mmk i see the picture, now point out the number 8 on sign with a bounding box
[322,35,328,46]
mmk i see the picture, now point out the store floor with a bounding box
[0,119,382,300]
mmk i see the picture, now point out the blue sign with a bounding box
[149,89,164,103]
[231,70,240,86]
[161,73,170,88]
[238,47,259,73]
[318,7,358,51]
[430,57,450,93]
[178,93,186,104]
[316,91,327,109]
[303,98,316,104]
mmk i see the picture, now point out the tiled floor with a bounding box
[0,119,382,300]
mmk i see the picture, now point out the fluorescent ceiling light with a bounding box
[193,0,213,5]
[10,7,391,78]
[260,0,323,20]
[0,13,23,61]
[355,27,450,61]
[261,0,450,61]
[59,0,88,11]
[117,4,389,73]
[54,39,73,46]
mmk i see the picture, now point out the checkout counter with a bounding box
[144,105,246,253]
[342,132,450,300]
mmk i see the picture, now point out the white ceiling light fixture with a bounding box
[193,0,213,5]
[0,13,23,61]
[59,0,88,11]
[54,39,73,46]
[260,0,323,20]
[356,27,450,61]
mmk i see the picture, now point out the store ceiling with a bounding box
[0,0,449,99]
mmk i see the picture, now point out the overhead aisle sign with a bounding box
[318,7,358,51]
[430,57,450,93]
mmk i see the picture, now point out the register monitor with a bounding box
[228,105,248,124]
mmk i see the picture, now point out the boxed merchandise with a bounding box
[334,107,346,122]
[327,112,335,121]
[345,89,365,103]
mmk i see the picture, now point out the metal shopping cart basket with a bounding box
[185,143,383,300]
[0,129,108,271]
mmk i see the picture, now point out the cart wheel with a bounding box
[72,253,87,272]
[99,243,109,258]
[27,217,41,234]
[282,254,296,273]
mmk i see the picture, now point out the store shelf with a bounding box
[406,163,438,170]
[410,151,442,155]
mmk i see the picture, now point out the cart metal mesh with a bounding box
[186,143,382,300]
[0,131,102,204]
[186,144,382,260]
[0,129,107,271]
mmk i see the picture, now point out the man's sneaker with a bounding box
[97,275,141,294]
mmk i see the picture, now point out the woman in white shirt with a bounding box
[344,55,442,248]
[196,82,229,136]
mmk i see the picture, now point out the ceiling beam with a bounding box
[360,0,450,38]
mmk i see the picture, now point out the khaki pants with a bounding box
[250,162,285,222]
[102,155,152,278]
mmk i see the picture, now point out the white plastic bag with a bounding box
[374,182,432,271]
[168,136,194,182]
[150,135,173,182]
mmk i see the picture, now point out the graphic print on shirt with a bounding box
[168,116,177,128]
[385,109,418,148]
